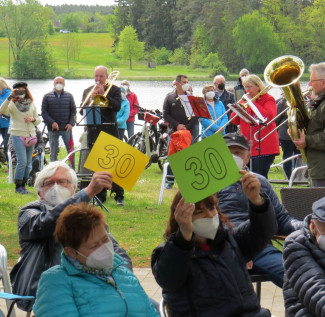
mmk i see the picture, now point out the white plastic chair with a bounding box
[158,162,175,205]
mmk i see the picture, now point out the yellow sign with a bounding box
[84,131,150,191]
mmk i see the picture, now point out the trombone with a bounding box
[79,70,119,115]
[253,87,312,143]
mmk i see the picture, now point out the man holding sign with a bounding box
[218,133,303,288]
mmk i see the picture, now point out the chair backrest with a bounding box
[280,187,325,221]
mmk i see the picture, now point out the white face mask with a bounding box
[121,92,126,100]
[182,83,190,92]
[193,215,219,240]
[18,94,26,99]
[43,184,72,206]
[55,83,64,91]
[82,240,114,270]
[232,154,244,170]
[205,91,215,100]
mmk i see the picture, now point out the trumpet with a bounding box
[79,70,119,115]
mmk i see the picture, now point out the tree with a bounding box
[116,26,144,69]
[0,0,48,62]
[62,33,81,70]
[12,40,56,78]
[61,12,82,32]
[169,47,189,65]
[202,53,229,77]
[155,47,172,65]
[233,10,285,72]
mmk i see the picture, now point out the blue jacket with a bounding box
[200,98,228,138]
[33,253,159,317]
[117,98,130,130]
[0,88,11,128]
[218,173,303,236]
[41,90,76,131]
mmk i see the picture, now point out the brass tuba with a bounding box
[264,55,309,162]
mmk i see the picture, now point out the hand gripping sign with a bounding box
[84,131,150,191]
[168,133,241,203]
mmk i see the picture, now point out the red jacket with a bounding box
[126,91,139,122]
[231,93,280,157]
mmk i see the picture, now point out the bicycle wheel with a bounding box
[127,132,155,169]
[157,137,168,171]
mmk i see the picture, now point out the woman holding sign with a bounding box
[230,74,280,178]
[151,171,276,317]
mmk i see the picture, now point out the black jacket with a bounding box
[283,215,325,317]
[163,90,198,135]
[41,90,76,131]
[81,84,121,148]
[151,196,277,317]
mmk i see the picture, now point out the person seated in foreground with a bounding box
[151,174,277,316]
[217,133,303,288]
[33,202,159,317]
[10,161,132,312]
[283,196,325,317]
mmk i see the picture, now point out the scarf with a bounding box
[66,254,115,286]
[14,98,31,112]
[309,92,325,110]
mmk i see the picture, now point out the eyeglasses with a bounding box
[309,79,325,83]
[42,179,71,188]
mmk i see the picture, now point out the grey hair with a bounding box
[54,76,65,83]
[120,80,130,87]
[34,161,78,195]
[309,63,325,79]
[213,75,225,84]
[240,68,249,76]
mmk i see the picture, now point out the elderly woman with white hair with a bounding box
[9,161,131,313]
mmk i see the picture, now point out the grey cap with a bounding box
[312,196,325,222]
[223,133,249,150]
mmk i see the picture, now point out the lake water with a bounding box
[6,79,310,146]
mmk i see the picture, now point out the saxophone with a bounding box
[264,55,309,162]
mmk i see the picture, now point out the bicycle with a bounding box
[127,107,168,171]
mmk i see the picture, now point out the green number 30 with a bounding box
[185,147,227,190]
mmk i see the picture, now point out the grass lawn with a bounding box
[0,33,214,80]
[0,146,292,267]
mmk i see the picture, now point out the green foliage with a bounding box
[0,0,49,62]
[155,47,172,66]
[12,40,57,78]
[47,21,55,35]
[116,25,145,69]
[202,53,229,77]
[61,12,82,32]
[169,47,189,65]
[233,10,285,72]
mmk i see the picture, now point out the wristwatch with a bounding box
[7,95,12,101]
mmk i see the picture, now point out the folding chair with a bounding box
[280,187,325,220]
[0,244,34,317]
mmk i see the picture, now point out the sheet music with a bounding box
[228,103,259,125]
[179,95,195,118]
[241,94,266,123]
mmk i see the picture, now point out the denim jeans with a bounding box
[0,127,9,162]
[280,139,300,179]
[251,245,284,288]
[126,121,134,138]
[49,130,74,169]
[12,135,34,180]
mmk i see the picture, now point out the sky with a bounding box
[38,0,116,6]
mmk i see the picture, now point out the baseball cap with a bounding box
[311,197,325,222]
[223,133,249,150]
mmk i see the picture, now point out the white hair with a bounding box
[213,75,225,83]
[34,161,78,195]
[309,63,325,79]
